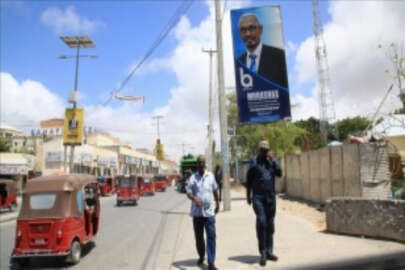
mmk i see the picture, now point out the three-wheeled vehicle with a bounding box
[138,175,155,196]
[116,175,140,206]
[10,174,100,266]
[0,179,17,212]
[153,175,168,192]
[97,176,116,196]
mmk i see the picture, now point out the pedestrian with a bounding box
[246,140,282,266]
[214,165,223,202]
[186,155,220,270]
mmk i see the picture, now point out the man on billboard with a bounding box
[237,13,288,88]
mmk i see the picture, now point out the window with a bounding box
[144,178,150,183]
[76,190,83,214]
[30,194,56,209]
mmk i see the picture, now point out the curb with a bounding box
[0,213,18,224]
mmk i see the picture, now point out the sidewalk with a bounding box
[170,191,405,270]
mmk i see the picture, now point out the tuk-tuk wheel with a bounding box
[116,201,121,206]
[67,240,81,265]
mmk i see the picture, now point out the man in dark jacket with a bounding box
[246,140,282,267]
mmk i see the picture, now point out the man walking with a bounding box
[246,140,282,266]
[186,155,220,270]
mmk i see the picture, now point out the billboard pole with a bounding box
[215,0,231,211]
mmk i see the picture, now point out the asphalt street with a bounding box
[0,187,190,270]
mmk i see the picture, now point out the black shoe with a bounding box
[260,254,267,266]
[267,253,278,261]
[197,257,204,265]
[208,263,218,270]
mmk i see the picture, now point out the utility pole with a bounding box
[152,115,164,139]
[202,48,217,172]
[214,0,231,211]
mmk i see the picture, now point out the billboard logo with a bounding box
[239,68,253,89]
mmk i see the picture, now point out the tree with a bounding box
[294,117,326,149]
[334,116,371,141]
[380,42,405,112]
[0,138,11,152]
[227,93,306,158]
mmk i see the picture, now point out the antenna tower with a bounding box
[312,0,337,142]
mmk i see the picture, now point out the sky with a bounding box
[1,0,405,161]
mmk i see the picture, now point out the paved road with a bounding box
[1,187,189,270]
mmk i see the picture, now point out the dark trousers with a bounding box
[193,216,216,264]
[252,195,276,255]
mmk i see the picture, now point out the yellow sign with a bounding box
[154,139,165,161]
[63,108,84,145]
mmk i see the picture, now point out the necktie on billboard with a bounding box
[249,54,257,73]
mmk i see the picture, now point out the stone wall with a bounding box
[326,198,405,243]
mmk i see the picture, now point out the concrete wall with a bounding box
[326,198,405,243]
[285,143,392,204]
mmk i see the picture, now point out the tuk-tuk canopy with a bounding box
[19,174,97,220]
[0,179,17,195]
[154,175,167,181]
[23,174,96,194]
[116,175,137,187]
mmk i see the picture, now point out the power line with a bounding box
[103,0,195,106]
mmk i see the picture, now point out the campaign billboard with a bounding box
[231,6,291,124]
[63,108,84,145]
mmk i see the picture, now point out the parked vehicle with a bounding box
[138,176,155,196]
[178,155,198,193]
[97,176,116,196]
[116,175,140,206]
[10,174,100,267]
[0,179,17,212]
[154,175,168,192]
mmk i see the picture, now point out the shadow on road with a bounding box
[231,197,246,201]
[228,255,259,265]
[172,259,205,270]
[290,251,405,270]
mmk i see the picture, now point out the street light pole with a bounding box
[60,36,96,174]
[214,0,231,211]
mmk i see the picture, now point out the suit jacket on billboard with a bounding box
[238,44,288,88]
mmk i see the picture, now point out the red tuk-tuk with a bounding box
[153,175,168,192]
[138,175,155,196]
[97,176,116,196]
[116,175,140,206]
[11,174,100,266]
[0,179,17,212]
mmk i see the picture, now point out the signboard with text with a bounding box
[231,6,291,123]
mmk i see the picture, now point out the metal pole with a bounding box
[69,45,80,173]
[202,48,217,172]
[214,0,231,211]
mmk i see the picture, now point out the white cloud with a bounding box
[0,72,66,130]
[294,1,405,121]
[41,6,105,35]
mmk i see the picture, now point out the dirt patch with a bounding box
[231,182,325,230]
[277,195,326,230]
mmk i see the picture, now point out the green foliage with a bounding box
[227,93,306,159]
[334,116,371,141]
[0,138,11,152]
[294,117,326,149]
